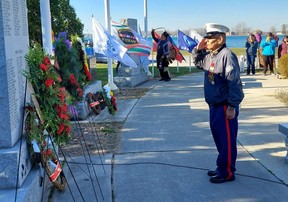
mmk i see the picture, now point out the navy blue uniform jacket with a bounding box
[193,45,244,108]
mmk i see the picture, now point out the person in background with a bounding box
[192,23,244,183]
[245,34,258,75]
[278,35,288,59]
[116,61,121,75]
[272,33,280,47]
[255,32,262,48]
[260,32,277,76]
[151,29,171,81]
[276,36,288,78]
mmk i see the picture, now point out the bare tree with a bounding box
[193,28,206,36]
[281,24,287,35]
[269,26,276,33]
[232,22,252,35]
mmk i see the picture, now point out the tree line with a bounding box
[151,22,288,37]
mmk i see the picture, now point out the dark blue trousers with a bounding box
[209,105,239,178]
[246,54,256,75]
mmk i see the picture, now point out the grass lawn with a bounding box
[91,63,202,86]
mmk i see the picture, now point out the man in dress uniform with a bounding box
[192,23,244,183]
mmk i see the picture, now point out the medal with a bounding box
[208,62,215,85]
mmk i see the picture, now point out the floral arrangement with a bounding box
[24,34,95,191]
[102,86,118,115]
[53,32,87,103]
[24,44,71,145]
[71,36,92,82]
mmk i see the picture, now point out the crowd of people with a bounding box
[245,32,288,77]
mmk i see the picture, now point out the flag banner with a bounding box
[167,35,185,63]
[151,30,185,63]
[190,29,203,43]
[138,25,143,38]
[111,21,151,57]
[178,30,198,53]
[92,18,137,68]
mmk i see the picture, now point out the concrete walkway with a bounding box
[54,72,288,202]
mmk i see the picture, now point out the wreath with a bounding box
[24,44,71,145]
[87,93,102,115]
[54,32,86,103]
[41,149,67,191]
[24,104,67,191]
[102,87,118,115]
[87,92,106,115]
[71,36,92,82]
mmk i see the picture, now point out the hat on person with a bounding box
[203,23,230,38]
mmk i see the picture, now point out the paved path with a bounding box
[54,72,288,202]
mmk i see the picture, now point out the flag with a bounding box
[92,17,137,68]
[167,35,185,63]
[178,30,198,53]
[138,25,143,38]
[111,21,151,57]
[152,31,185,62]
[190,29,203,43]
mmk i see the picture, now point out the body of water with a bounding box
[147,35,285,48]
[85,35,285,55]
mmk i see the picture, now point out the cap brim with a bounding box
[204,31,225,39]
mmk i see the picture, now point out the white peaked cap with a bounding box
[203,23,230,38]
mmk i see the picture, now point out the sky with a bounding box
[70,0,288,34]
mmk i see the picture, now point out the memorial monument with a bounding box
[114,18,150,87]
[0,0,42,201]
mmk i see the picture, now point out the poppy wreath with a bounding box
[54,33,86,103]
[41,149,67,191]
[24,44,73,192]
[87,91,107,115]
[87,92,103,115]
[24,44,71,145]
[25,103,66,190]
[96,91,107,110]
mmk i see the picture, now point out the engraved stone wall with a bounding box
[0,0,29,147]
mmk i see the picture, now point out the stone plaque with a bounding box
[0,0,29,147]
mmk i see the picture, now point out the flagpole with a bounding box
[189,29,193,72]
[40,0,53,56]
[144,0,153,77]
[151,51,154,77]
[144,0,148,41]
[189,55,191,72]
[104,0,118,91]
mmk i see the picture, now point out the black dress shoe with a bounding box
[210,175,235,183]
[207,170,218,176]
[159,78,164,81]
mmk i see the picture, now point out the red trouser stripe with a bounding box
[224,106,233,179]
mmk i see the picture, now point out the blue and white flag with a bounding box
[178,30,198,53]
[92,17,137,68]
